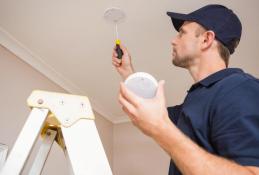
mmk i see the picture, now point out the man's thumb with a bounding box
[156,80,165,99]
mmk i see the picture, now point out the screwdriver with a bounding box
[115,23,123,59]
[103,7,125,59]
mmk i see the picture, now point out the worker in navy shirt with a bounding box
[112,4,259,175]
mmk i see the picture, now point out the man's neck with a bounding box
[188,55,227,83]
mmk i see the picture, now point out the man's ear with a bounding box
[201,30,216,51]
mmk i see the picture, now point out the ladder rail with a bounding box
[62,119,113,175]
[0,143,8,170]
[0,108,49,175]
[29,129,57,175]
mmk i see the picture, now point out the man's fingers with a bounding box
[120,82,141,107]
[112,49,118,59]
[112,52,122,65]
[119,93,136,116]
[112,60,121,67]
[112,50,118,58]
[122,106,136,122]
[112,59,122,66]
[112,62,119,67]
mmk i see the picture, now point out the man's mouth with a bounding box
[172,49,176,56]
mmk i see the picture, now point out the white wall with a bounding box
[113,122,170,175]
[0,44,113,174]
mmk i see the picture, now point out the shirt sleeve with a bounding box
[167,104,183,125]
[211,79,259,166]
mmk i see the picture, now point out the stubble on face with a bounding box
[172,52,193,68]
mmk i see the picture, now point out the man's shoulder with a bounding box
[213,71,259,107]
[220,70,258,85]
[214,71,259,95]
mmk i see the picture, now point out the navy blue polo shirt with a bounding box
[167,68,259,175]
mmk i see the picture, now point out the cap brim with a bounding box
[166,12,189,31]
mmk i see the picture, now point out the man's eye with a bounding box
[179,31,183,37]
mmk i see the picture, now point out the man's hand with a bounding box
[112,44,134,80]
[118,80,171,137]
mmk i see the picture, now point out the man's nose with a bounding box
[171,37,177,46]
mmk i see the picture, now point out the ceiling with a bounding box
[0,0,259,123]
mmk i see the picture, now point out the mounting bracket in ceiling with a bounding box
[104,7,126,24]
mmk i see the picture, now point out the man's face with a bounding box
[171,21,203,68]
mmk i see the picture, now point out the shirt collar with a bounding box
[188,68,243,92]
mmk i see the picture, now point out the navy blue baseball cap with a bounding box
[167,4,242,54]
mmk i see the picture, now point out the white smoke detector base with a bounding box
[124,72,158,99]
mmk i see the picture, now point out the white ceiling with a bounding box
[0,0,259,123]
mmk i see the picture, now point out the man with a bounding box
[112,4,259,175]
